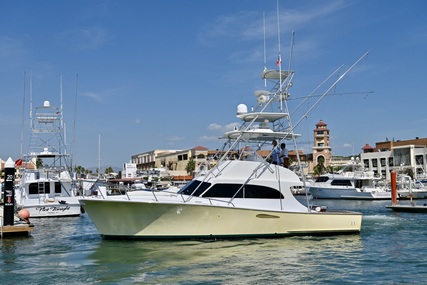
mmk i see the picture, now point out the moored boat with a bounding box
[309,158,391,200]
[15,91,82,218]
[80,30,365,239]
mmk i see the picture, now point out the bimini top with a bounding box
[261,69,292,80]
[222,128,300,141]
[237,112,288,123]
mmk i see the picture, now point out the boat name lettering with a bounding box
[36,206,71,212]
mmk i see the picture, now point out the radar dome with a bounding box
[236,104,248,115]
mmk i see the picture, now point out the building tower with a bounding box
[312,120,332,168]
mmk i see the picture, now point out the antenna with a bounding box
[29,71,33,129]
[98,133,101,178]
[20,71,26,158]
[71,73,78,172]
[60,75,64,133]
[263,12,267,87]
[288,31,295,72]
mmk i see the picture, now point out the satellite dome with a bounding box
[236,104,248,115]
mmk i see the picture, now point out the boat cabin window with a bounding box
[55,182,62,194]
[29,182,50,195]
[28,182,62,194]
[178,180,211,196]
[178,181,284,199]
[202,184,284,199]
[330,179,352,187]
[315,176,329,183]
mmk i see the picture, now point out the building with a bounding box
[310,120,332,170]
[131,149,180,171]
[360,138,427,180]
[121,162,137,178]
[155,146,210,176]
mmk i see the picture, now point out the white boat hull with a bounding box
[20,198,82,218]
[80,198,361,239]
[310,187,391,200]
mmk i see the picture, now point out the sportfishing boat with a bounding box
[309,158,391,200]
[15,94,82,218]
[80,35,366,239]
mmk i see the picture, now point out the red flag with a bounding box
[15,158,23,166]
[276,55,281,66]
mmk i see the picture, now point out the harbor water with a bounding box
[2,199,427,284]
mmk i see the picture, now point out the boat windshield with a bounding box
[178,180,211,197]
[178,180,284,199]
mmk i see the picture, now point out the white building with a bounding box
[121,162,137,178]
[360,138,427,180]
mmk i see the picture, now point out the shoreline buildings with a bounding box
[125,120,427,182]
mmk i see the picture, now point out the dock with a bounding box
[386,170,427,213]
[1,223,35,237]
[386,204,427,213]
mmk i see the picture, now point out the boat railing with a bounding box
[121,187,237,207]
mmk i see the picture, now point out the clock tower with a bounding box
[312,120,332,167]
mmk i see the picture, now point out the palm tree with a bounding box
[186,158,195,175]
[75,165,86,178]
[105,166,114,174]
[313,157,327,177]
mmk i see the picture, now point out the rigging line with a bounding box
[288,91,375,101]
[282,86,310,211]
[292,51,369,131]
[290,65,343,117]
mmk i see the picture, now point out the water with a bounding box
[2,199,427,284]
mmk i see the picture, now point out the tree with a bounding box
[36,158,43,168]
[313,157,327,177]
[75,165,86,178]
[105,166,114,174]
[185,158,195,175]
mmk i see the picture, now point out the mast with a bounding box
[71,73,78,174]
[20,71,26,158]
[98,133,101,178]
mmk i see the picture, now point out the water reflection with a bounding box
[88,235,363,284]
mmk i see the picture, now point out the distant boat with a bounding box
[309,159,391,200]
[15,93,83,218]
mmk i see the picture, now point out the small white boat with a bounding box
[80,33,364,239]
[15,97,82,218]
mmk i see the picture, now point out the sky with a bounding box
[1,0,427,170]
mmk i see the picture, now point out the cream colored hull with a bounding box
[80,199,361,239]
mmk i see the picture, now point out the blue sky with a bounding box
[1,0,426,169]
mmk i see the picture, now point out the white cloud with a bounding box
[56,26,109,51]
[198,135,219,142]
[208,123,222,131]
[83,91,103,102]
[169,136,184,142]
